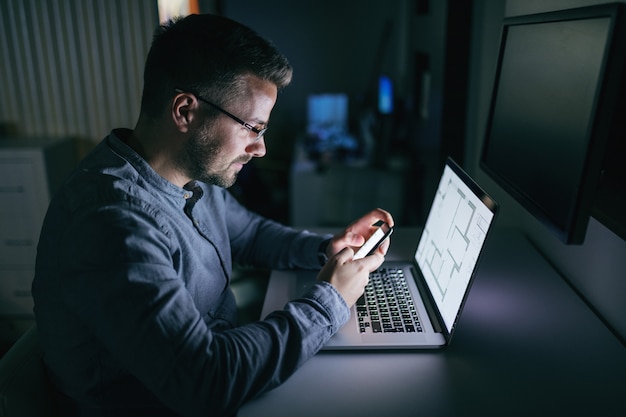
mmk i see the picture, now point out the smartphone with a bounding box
[353,220,393,260]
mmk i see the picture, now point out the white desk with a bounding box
[239,228,626,417]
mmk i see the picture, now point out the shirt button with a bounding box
[183,192,191,199]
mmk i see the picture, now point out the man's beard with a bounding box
[178,125,240,188]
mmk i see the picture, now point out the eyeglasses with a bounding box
[175,89,267,141]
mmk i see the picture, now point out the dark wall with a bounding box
[222,0,409,162]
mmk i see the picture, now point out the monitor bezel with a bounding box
[480,3,626,244]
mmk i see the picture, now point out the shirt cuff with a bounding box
[301,281,351,330]
[317,238,331,266]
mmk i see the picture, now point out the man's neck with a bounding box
[128,123,192,188]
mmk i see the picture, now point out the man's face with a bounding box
[179,75,278,188]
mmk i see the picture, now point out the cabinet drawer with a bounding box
[0,157,49,266]
[0,269,35,316]
[0,238,37,266]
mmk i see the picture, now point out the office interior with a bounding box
[0,0,624,370]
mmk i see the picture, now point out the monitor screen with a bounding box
[480,4,625,244]
[378,75,394,114]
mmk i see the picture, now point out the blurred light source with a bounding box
[157,0,199,23]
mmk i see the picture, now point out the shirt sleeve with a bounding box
[53,198,349,416]
[222,188,332,270]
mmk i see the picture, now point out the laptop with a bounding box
[261,157,498,349]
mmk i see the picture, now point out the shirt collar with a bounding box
[107,128,194,204]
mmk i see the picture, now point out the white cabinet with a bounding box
[0,138,75,316]
[290,160,406,227]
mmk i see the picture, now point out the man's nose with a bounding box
[246,136,266,158]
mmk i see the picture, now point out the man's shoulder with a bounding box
[64,146,141,204]
[61,132,165,207]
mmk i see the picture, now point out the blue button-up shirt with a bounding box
[32,129,349,416]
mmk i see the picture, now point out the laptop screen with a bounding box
[415,159,497,334]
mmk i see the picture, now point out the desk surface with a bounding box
[239,228,626,417]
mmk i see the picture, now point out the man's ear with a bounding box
[171,92,198,133]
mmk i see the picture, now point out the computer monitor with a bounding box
[378,74,394,115]
[480,3,626,244]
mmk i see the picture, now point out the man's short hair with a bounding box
[140,14,293,119]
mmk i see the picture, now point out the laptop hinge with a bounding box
[411,267,444,334]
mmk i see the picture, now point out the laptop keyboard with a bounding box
[356,267,423,334]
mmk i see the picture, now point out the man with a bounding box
[32,13,393,417]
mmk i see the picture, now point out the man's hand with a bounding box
[317,247,384,306]
[326,208,394,259]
